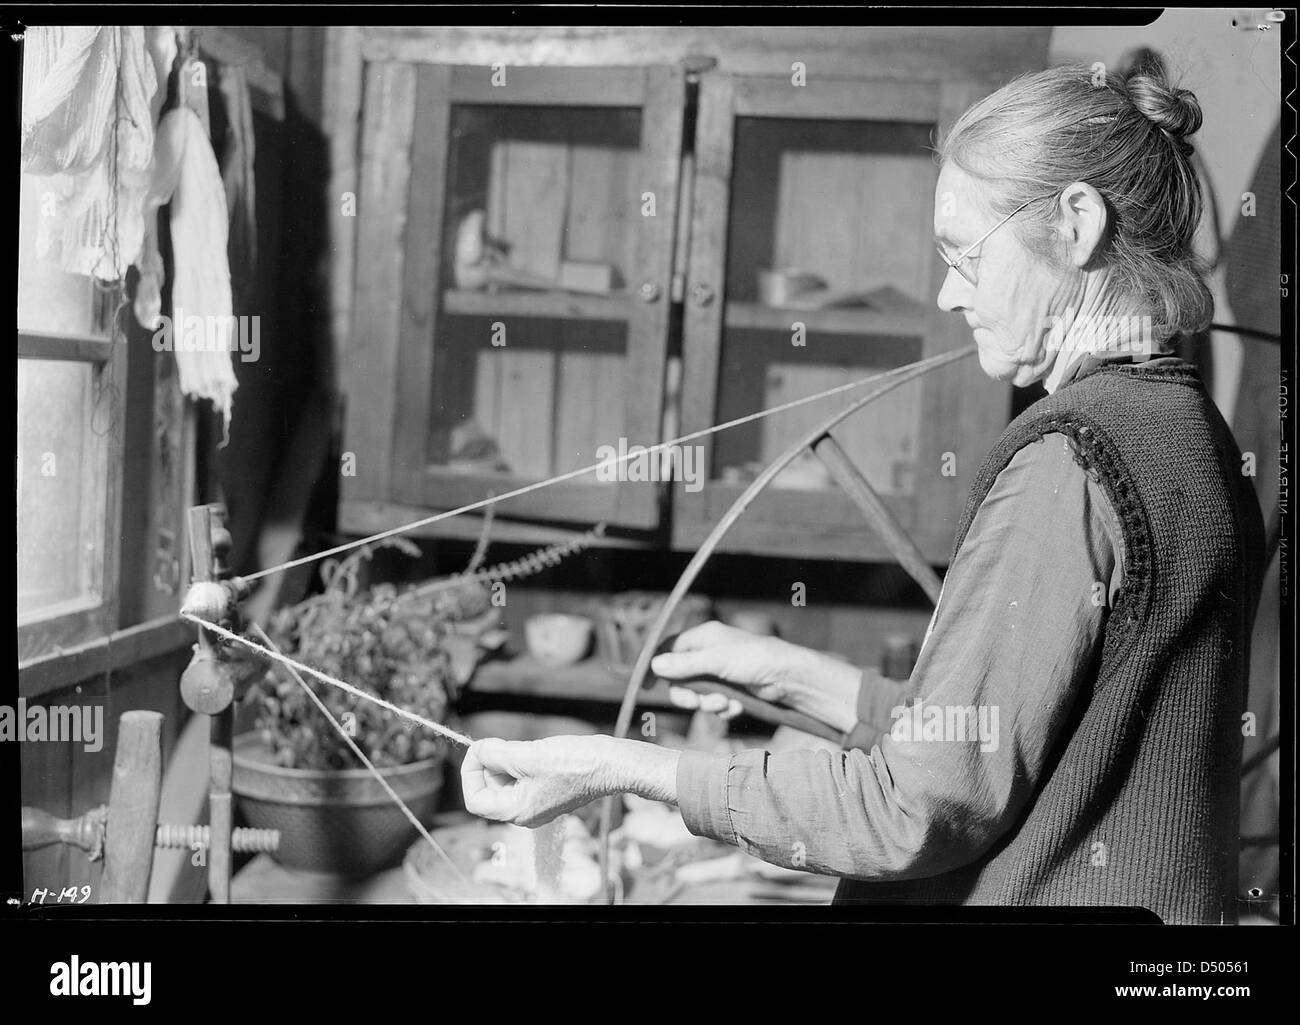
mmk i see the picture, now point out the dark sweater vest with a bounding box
[834,358,1266,923]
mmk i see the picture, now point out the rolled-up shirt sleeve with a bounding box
[674,432,1124,881]
[841,668,912,751]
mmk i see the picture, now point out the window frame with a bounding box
[17,327,128,666]
[16,25,281,694]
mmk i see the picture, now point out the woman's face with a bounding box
[934,164,1082,388]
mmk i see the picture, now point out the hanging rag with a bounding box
[130,32,239,434]
[21,26,156,280]
[218,63,258,300]
[132,25,178,331]
[145,99,240,433]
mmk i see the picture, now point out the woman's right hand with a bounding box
[649,621,862,735]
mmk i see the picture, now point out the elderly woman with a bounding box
[461,64,1266,924]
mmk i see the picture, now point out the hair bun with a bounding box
[1125,74,1203,144]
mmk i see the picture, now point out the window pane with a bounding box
[17,171,107,338]
[18,359,99,617]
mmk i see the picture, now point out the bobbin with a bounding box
[179,576,250,626]
[179,503,259,903]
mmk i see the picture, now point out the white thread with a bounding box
[240,355,957,584]
[248,624,468,882]
[182,613,473,746]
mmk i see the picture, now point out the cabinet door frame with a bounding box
[345,61,684,531]
[673,72,1010,563]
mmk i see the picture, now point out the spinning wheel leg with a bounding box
[21,710,162,904]
[21,709,279,902]
[811,433,944,604]
[99,711,164,903]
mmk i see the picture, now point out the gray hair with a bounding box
[938,62,1212,342]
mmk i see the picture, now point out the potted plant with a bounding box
[233,524,606,877]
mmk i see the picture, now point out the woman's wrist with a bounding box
[600,737,680,805]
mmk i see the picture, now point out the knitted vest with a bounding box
[834,358,1265,923]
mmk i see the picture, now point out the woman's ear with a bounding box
[1055,182,1109,268]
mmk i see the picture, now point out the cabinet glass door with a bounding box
[351,64,683,531]
[675,75,1002,563]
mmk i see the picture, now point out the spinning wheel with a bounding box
[23,342,1272,908]
[24,348,973,903]
[597,346,969,893]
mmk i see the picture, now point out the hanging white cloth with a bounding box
[218,63,258,298]
[21,26,156,280]
[23,25,238,430]
[147,100,240,432]
[131,25,178,331]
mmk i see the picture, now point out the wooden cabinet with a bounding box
[349,63,683,530]
[675,75,1010,562]
[338,28,1050,562]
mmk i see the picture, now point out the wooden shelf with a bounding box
[340,499,651,548]
[18,330,117,363]
[443,288,632,322]
[470,654,679,708]
[724,301,925,338]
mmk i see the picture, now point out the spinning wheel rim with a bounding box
[598,345,975,901]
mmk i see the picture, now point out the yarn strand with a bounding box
[182,613,473,746]
[239,353,961,584]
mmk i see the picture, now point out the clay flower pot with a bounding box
[232,733,444,878]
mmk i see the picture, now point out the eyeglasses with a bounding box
[936,190,1060,287]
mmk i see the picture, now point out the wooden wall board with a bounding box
[773,147,934,302]
[392,63,454,491]
[344,60,417,501]
[473,346,558,478]
[487,124,572,282]
[20,714,73,900]
[762,362,921,497]
[565,139,638,284]
[362,27,1055,84]
[554,322,627,476]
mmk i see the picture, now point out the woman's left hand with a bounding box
[461,735,679,828]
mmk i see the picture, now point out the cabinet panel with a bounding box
[346,64,685,530]
[343,61,417,505]
[339,48,1030,560]
[674,74,1009,563]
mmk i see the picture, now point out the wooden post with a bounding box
[99,711,163,903]
[184,504,234,904]
[208,507,235,904]
[208,714,233,904]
